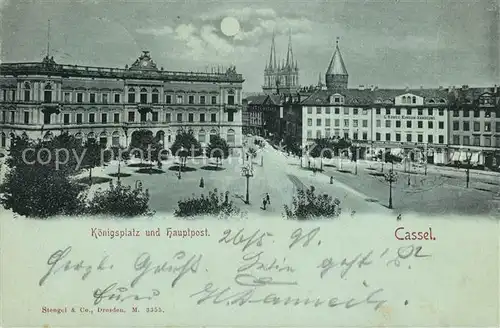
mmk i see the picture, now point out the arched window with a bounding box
[99,131,108,147]
[439,99,446,103]
[412,96,416,104]
[167,129,172,143]
[128,88,136,103]
[87,132,95,140]
[428,99,435,104]
[75,132,83,145]
[44,83,52,103]
[24,82,31,101]
[112,131,120,146]
[198,129,206,143]
[0,132,6,148]
[227,129,235,146]
[140,88,148,104]
[152,88,159,104]
[401,96,407,104]
[209,129,217,143]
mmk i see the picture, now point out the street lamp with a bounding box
[354,143,359,175]
[384,169,397,209]
[123,124,129,148]
[241,164,254,204]
[135,180,143,190]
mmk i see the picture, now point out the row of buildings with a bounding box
[243,38,500,167]
[0,51,244,154]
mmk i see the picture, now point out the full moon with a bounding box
[220,16,240,37]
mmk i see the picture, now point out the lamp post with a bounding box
[354,142,359,175]
[241,164,254,204]
[384,169,397,209]
[178,146,185,179]
[135,180,142,190]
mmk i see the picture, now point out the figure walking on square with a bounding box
[266,193,270,205]
[262,198,267,210]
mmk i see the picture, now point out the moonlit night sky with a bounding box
[0,0,498,92]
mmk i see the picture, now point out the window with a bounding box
[227,95,235,105]
[406,134,412,142]
[44,84,52,103]
[362,132,367,140]
[463,110,470,117]
[316,118,321,126]
[102,94,108,104]
[334,119,339,127]
[211,96,217,104]
[463,136,470,145]
[189,113,194,122]
[417,134,423,143]
[362,120,368,128]
[77,113,83,124]
[325,118,331,126]
[438,109,444,116]
[114,94,120,103]
[407,108,411,115]
[418,109,423,115]
[406,121,412,128]
[114,113,120,123]
[128,111,135,122]
[396,133,401,142]
[316,130,321,138]
[324,107,330,114]
[211,113,216,122]
[140,88,148,104]
[376,120,381,127]
[485,122,491,132]
[90,93,96,103]
[351,108,357,115]
[140,112,147,122]
[418,121,423,128]
[177,113,183,122]
[64,92,70,102]
[353,120,358,128]
[101,113,107,124]
[344,108,349,115]
[63,113,69,125]
[427,135,433,143]
[376,108,381,115]
[334,97,340,103]
[188,95,195,104]
[473,110,480,118]
[396,108,401,115]
[385,120,391,128]
[307,107,312,114]
[496,136,500,147]
[152,112,158,122]
[89,113,95,123]
[200,96,206,104]
[307,130,312,138]
[439,121,444,129]
[473,136,480,146]
[428,108,433,115]
[199,113,205,122]
[385,133,391,141]
[344,132,349,139]
[412,96,416,104]
[176,95,183,104]
[375,133,380,141]
[307,118,312,126]
[438,135,444,144]
[24,112,30,124]
[453,121,459,130]
[325,129,331,138]
[496,122,500,132]
[353,132,358,140]
[344,119,349,127]
[428,121,433,129]
[165,113,171,123]
[473,122,480,132]
[317,107,321,114]
[463,122,470,131]
[43,113,50,124]
[485,136,491,147]
[362,109,367,115]
[112,132,120,146]
[396,120,401,128]
[335,108,340,114]
[166,95,172,104]
[128,88,136,103]
[152,89,159,103]
[24,83,30,101]
[386,108,390,115]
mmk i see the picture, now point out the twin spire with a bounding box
[266,29,297,71]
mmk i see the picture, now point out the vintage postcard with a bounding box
[0,0,499,327]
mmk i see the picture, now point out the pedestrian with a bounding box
[225,192,229,204]
[266,193,270,205]
[199,177,204,188]
[262,198,267,210]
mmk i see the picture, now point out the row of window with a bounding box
[1,111,235,125]
[306,107,447,116]
[452,109,499,118]
[306,129,446,144]
[307,118,446,130]
[452,121,500,132]
[452,135,500,147]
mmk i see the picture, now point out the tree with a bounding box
[283,134,301,156]
[174,189,241,219]
[170,131,202,167]
[130,130,155,164]
[283,186,341,220]
[84,180,153,217]
[206,135,229,168]
[82,138,102,185]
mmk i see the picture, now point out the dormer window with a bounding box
[402,96,407,104]
[428,99,435,103]
[439,99,446,104]
[412,96,416,104]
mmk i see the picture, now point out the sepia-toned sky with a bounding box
[1,0,498,92]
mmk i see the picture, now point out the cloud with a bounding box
[136,25,173,36]
[201,7,277,22]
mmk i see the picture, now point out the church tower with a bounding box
[325,38,348,90]
[263,30,300,94]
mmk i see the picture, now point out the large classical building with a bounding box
[0,51,245,153]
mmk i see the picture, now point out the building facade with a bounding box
[242,95,266,136]
[0,52,245,153]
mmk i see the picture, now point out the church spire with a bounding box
[267,30,277,70]
[286,28,294,69]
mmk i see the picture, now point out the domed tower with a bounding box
[325,38,348,90]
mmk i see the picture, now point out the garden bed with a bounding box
[136,168,165,174]
[338,169,352,174]
[128,163,154,168]
[369,172,386,177]
[168,165,197,172]
[108,173,132,178]
[76,176,112,185]
[201,165,226,171]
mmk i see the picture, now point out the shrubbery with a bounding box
[283,186,341,220]
[175,189,240,219]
